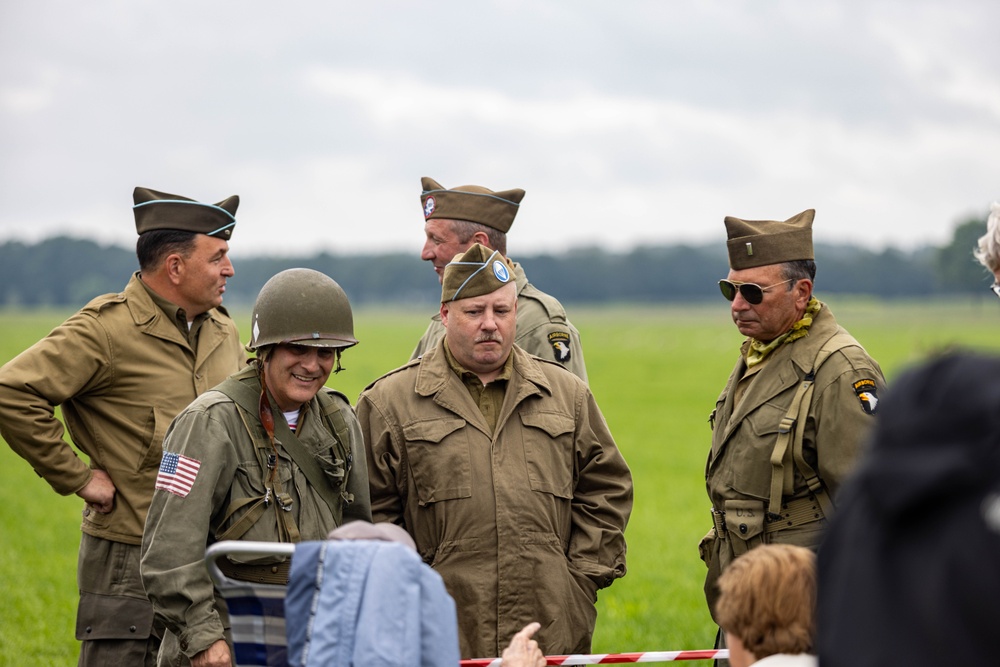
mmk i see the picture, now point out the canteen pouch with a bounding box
[723,499,766,557]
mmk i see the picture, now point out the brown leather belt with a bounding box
[216,557,291,585]
[712,495,824,536]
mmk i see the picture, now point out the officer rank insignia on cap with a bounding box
[547,331,572,364]
[853,378,879,415]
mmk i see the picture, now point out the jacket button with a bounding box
[130,625,137,633]
[85,627,92,634]
[739,524,748,535]
[271,566,279,574]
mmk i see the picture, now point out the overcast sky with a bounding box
[2,1,998,258]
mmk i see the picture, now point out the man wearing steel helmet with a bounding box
[141,269,371,667]
[411,177,589,382]
[0,187,245,666]
[700,210,884,665]
[360,244,631,659]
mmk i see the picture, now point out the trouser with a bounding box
[76,533,162,667]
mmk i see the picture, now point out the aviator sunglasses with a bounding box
[718,278,794,305]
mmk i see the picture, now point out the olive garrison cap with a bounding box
[133,187,239,239]
[420,176,525,233]
[441,243,516,303]
[724,209,815,270]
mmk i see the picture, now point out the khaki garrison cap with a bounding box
[724,209,815,270]
[133,187,239,239]
[441,243,516,303]
[420,176,525,233]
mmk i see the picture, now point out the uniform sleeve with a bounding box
[342,406,373,524]
[0,310,112,495]
[140,403,238,659]
[809,350,886,499]
[518,319,589,384]
[567,387,633,589]
[356,391,406,526]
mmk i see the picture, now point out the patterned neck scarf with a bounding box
[745,297,822,368]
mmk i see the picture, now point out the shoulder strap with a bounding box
[767,331,858,518]
[215,375,345,526]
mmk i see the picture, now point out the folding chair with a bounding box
[205,540,295,667]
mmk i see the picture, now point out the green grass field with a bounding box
[1,298,999,664]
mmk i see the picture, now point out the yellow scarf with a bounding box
[745,297,821,368]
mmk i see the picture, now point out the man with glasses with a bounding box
[699,209,885,665]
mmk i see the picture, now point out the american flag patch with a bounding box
[155,452,201,498]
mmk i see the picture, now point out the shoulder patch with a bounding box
[853,378,879,415]
[547,331,573,364]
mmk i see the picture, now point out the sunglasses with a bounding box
[718,278,794,305]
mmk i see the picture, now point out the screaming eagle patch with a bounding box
[853,378,879,415]
[547,331,572,364]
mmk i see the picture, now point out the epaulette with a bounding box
[518,283,569,322]
[362,358,421,392]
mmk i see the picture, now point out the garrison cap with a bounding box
[724,209,815,270]
[133,187,239,239]
[420,176,525,233]
[441,243,516,303]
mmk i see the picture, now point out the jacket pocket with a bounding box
[730,402,786,500]
[723,498,766,557]
[136,407,168,472]
[520,411,575,499]
[402,418,471,506]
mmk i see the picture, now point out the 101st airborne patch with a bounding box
[853,378,879,415]
[547,331,572,364]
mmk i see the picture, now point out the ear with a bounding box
[164,253,185,286]
[470,230,491,247]
[439,302,450,327]
[794,278,813,308]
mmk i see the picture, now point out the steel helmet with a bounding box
[247,268,358,351]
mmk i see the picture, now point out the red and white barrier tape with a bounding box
[461,649,729,666]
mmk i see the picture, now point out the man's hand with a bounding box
[76,469,116,513]
[501,622,545,667]
[191,639,231,667]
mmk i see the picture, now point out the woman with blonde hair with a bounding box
[715,544,817,667]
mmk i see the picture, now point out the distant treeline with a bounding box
[0,216,992,308]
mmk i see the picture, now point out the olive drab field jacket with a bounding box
[0,273,244,544]
[141,365,371,661]
[359,341,631,659]
[702,302,885,619]
[410,261,589,383]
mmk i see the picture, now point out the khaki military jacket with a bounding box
[141,364,372,661]
[0,273,244,544]
[410,261,589,382]
[702,302,884,618]
[359,341,632,659]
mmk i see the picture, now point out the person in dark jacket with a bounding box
[817,352,1000,666]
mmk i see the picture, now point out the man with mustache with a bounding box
[0,187,246,666]
[700,209,885,665]
[359,243,632,659]
[411,177,588,382]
